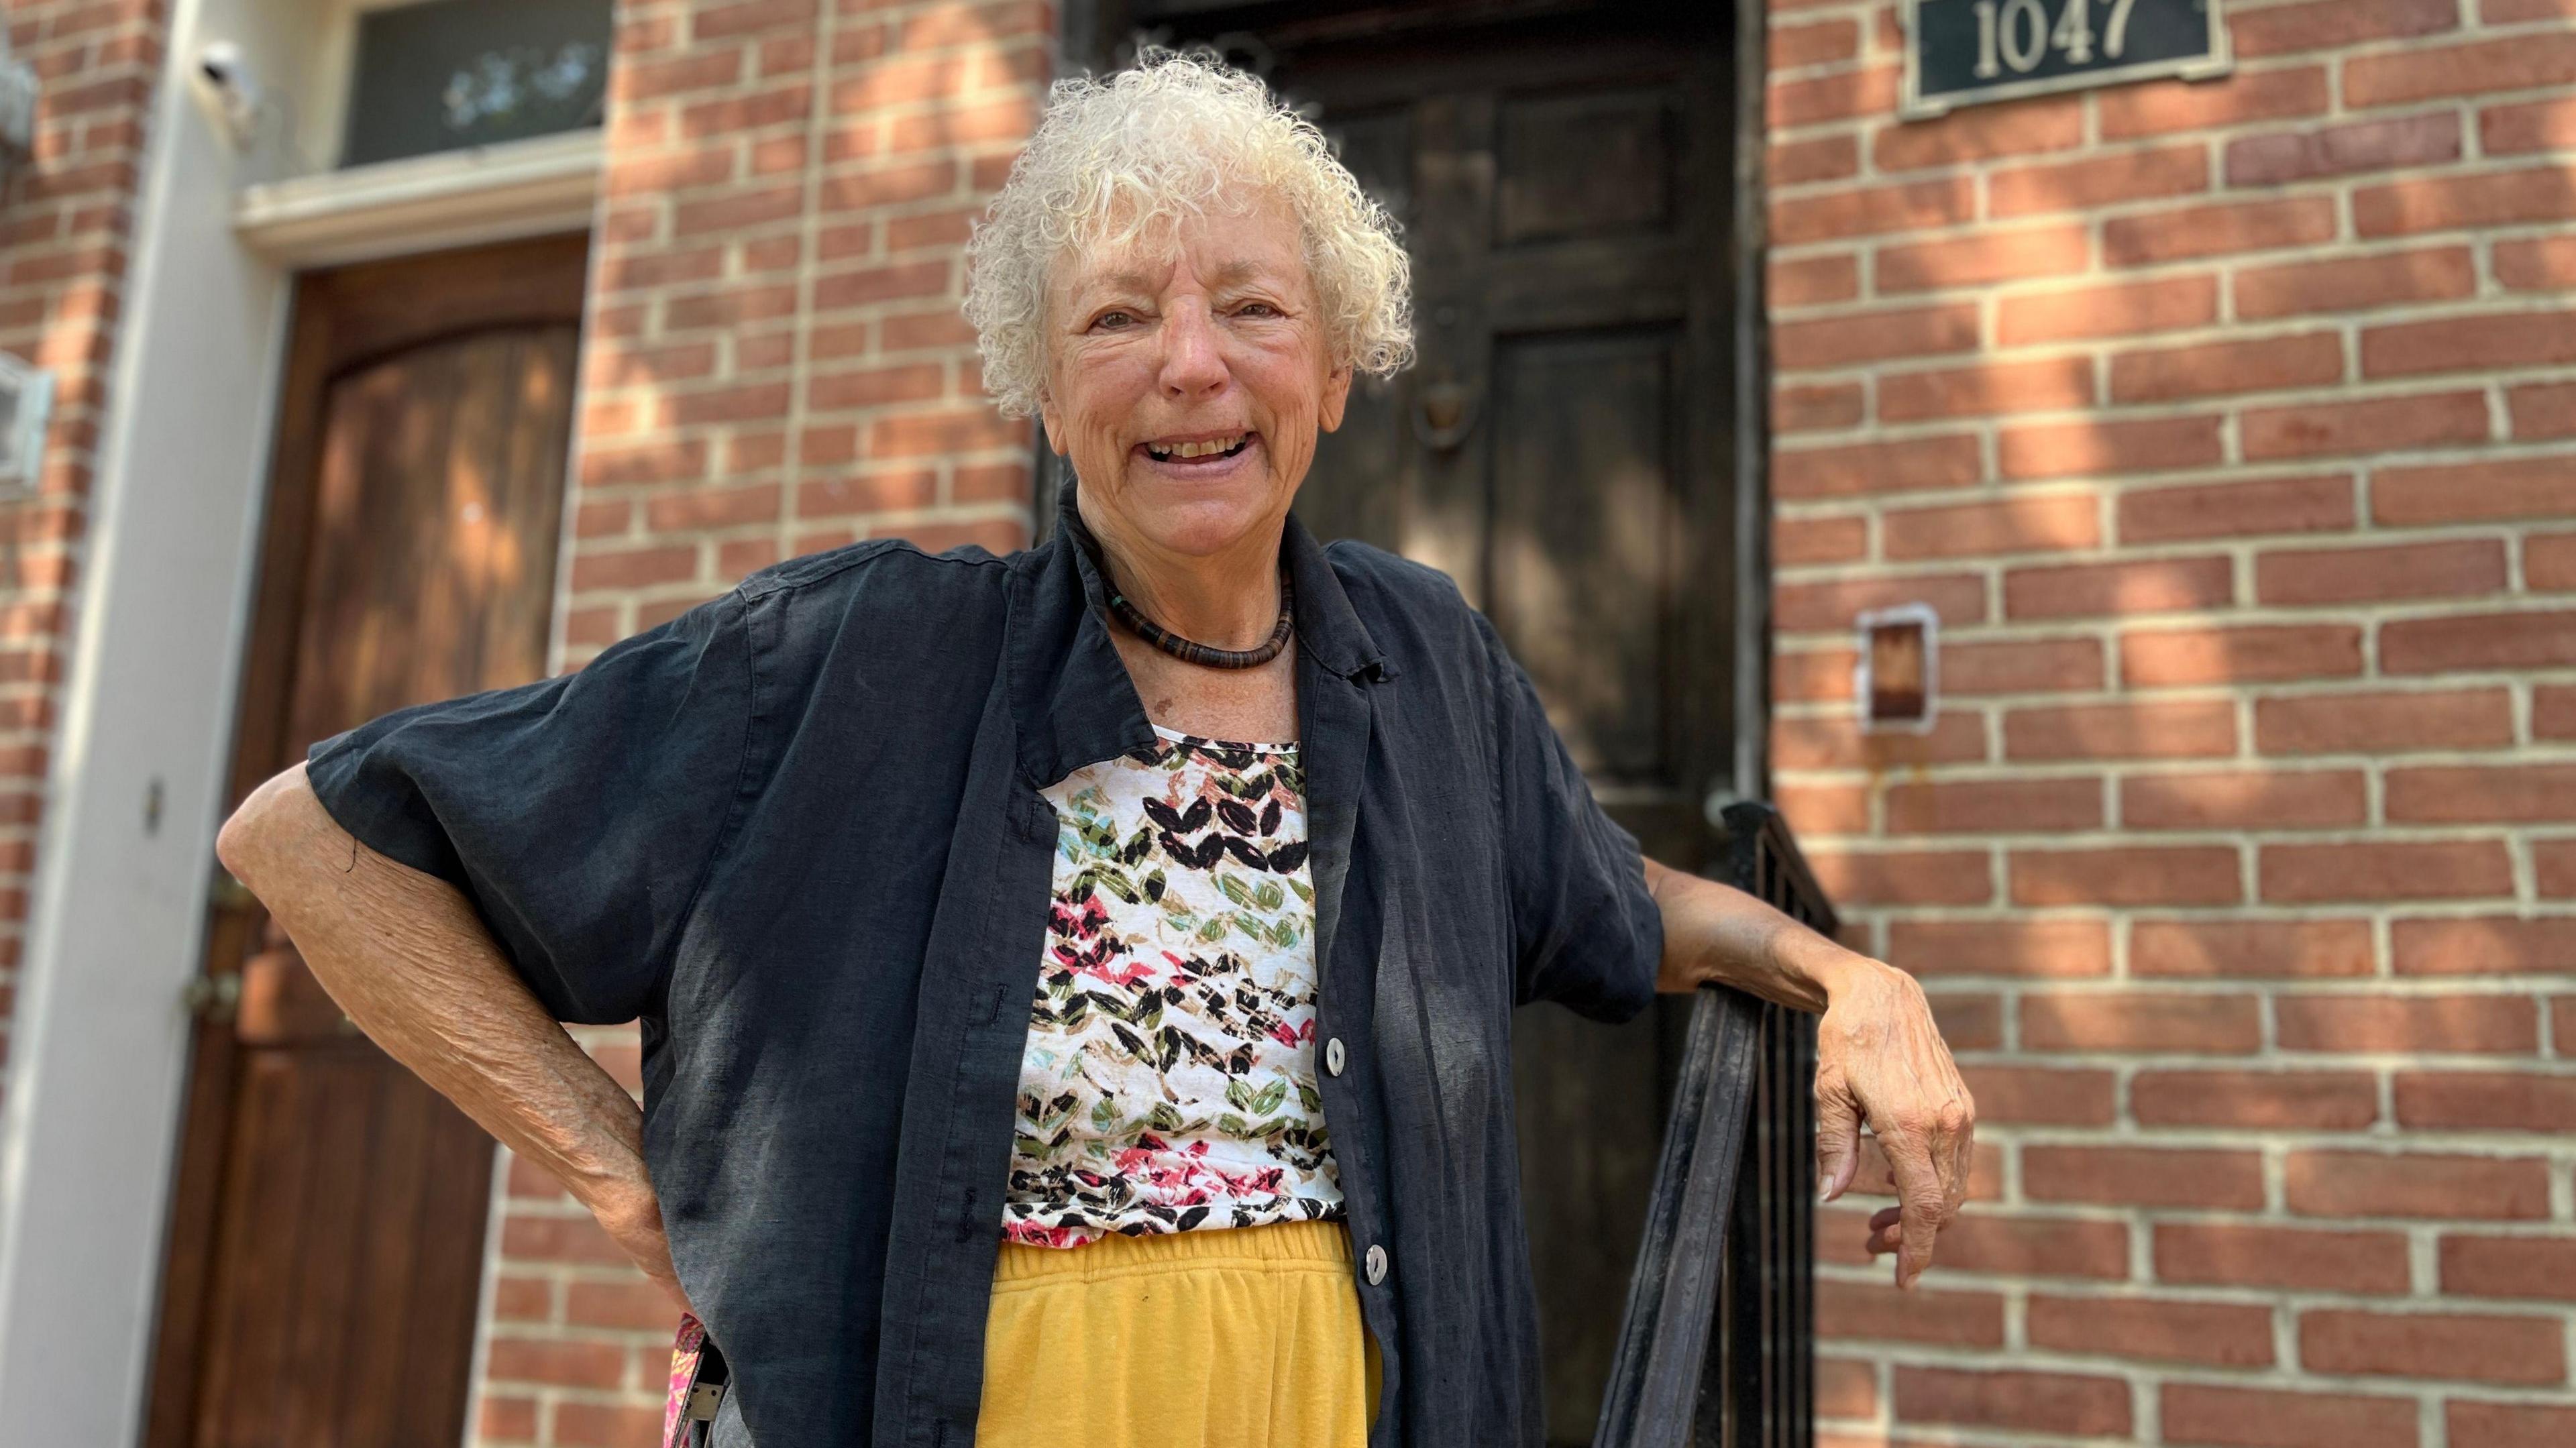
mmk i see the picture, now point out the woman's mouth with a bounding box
[1136,432,1258,474]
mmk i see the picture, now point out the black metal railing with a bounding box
[1597,801,1833,1448]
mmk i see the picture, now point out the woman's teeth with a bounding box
[1147,434,1247,460]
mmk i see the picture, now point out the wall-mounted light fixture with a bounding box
[0,352,55,496]
[1854,603,1938,733]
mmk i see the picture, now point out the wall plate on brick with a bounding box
[1855,603,1939,734]
[0,351,51,497]
[1900,0,2234,120]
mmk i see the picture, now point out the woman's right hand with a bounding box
[220,765,700,1323]
[592,1180,697,1319]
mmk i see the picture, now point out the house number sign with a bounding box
[1900,0,2231,119]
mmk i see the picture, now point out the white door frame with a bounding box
[0,0,598,1435]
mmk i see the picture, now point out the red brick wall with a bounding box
[1766,1,2576,1443]
[563,0,1044,659]
[476,1,1051,1441]
[0,0,166,1099]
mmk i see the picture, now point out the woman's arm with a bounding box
[217,762,692,1315]
[1644,855,1975,1290]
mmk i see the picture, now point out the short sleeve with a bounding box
[302,589,754,1024]
[1481,610,1666,1023]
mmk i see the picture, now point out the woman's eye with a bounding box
[1238,302,1280,317]
[1092,311,1135,330]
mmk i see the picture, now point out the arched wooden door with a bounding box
[147,232,589,1448]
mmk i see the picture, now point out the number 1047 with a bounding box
[1972,0,2141,77]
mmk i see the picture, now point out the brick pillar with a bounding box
[564,0,1046,659]
[1767,1,2576,1443]
[474,3,1053,1443]
[0,0,167,1104]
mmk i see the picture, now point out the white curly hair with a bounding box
[961,43,1416,421]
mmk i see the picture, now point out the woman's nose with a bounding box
[1157,302,1228,396]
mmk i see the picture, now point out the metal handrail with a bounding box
[1596,801,1833,1448]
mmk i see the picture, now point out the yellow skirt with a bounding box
[977,1219,1381,1448]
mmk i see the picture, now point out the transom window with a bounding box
[339,0,611,167]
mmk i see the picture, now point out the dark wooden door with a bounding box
[148,233,589,1448]
[1074,4,1737,1439]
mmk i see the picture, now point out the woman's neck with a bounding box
[1079,506,1287,651]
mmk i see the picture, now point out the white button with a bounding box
[1364,1243,1388,1285]
[1325,1037,1347,1076]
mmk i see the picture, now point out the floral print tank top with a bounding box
[1004,723,1344,1247]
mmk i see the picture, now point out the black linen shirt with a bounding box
[305,478,1665,1447]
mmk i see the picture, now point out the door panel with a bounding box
[1488,329,1681,789]
[1495,87,1676,245]
[290,327,576,746]
[149,233,588,1448]
[1116,6,1738,1439]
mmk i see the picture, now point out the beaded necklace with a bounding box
[1069,512,1295,670]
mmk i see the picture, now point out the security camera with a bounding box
[194,41,264,148]
[199,40,244,87]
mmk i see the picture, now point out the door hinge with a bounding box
[182,972,241,1023]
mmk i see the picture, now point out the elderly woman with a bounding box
[219,46,1971,1448]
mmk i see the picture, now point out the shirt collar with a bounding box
[1006,475,1390,787]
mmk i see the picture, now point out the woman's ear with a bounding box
[1036,386,1067,457]
[1319,361,1354,435]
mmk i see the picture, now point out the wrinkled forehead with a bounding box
[1049,192,1314,313]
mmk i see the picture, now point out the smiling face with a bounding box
[1037,194,1354,567]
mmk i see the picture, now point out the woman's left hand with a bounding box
[1812,958,1976,1290]
[1642,859,1976,1288]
